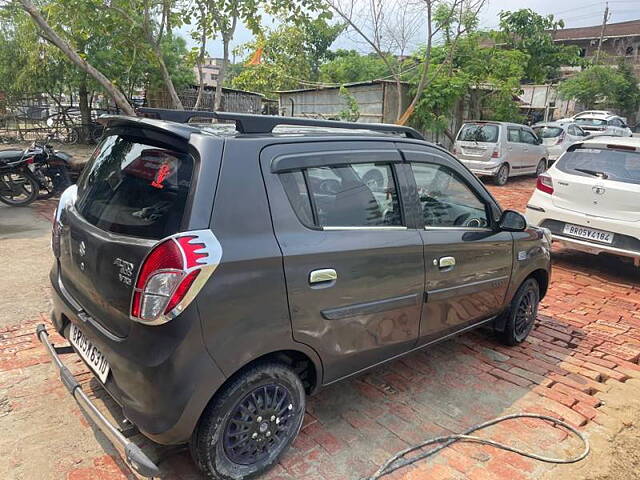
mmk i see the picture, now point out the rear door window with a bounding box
[507,128,520,143]
[76,132,194,239]
[458,124,499,143]
[280,162,403,228]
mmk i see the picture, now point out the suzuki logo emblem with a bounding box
[592,185,606,195]
[78,241,86,257]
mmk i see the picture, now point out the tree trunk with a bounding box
[152,43,184,110]
[18,0,135,115]
[78,76,91,143]
[214,16,237,111]
[194,9,207,111]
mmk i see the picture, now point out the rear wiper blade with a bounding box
[574,168,608,179]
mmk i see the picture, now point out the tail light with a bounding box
[452,146,458,155]
[555,132,565,145]
[536,174,554,194]
[491,147,501,158]
[130,230,222,325]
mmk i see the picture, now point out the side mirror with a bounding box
[499,210,527,232]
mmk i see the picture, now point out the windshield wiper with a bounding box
[574,168,609,179]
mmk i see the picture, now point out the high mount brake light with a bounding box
[536,174,554,195]
[130,230,222,325]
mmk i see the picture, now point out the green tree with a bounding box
[319,50,390,84]
[558,62,640,119]
[497,9,581,83]
[409,33,527,140]
[231,19,342,96]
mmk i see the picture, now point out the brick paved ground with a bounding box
[1,177,640,480]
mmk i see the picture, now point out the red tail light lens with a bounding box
[536,174,554,194]
[130,231,221,325]
[491,147,500,158]
[555,132,565,145]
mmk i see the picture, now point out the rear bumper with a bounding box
[36,324,160,478]
[49,261,227,445]
[552,234,640,265]
[525,198,640,265]
[457,158,502,176]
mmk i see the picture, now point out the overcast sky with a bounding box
[187,0,639,60]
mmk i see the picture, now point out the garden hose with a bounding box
[367,413,590,479]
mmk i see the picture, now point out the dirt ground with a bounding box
[1,175,640,480]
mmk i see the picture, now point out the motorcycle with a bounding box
[0,155,39,207]
[0,138,74,200]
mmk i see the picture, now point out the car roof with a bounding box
[574,110,616,118]
[578,135,640,149]
[532,122,570,128]
[99,110,426,141]
[574,112,619,121]
[461,120,530,128]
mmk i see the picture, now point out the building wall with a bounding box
[279,83,409,124]
[193,57,229,88]
[557,36,640,78]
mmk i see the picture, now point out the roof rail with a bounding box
[136,107,425,140]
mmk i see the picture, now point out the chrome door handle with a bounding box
[309,269,337,284]
[438,256,456,269]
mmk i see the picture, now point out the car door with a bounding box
[400,146,513,341]
[609,118,624,136]
[260,142,425,384]
[520,128,541,172]
[506,126,525,172]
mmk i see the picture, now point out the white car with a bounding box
[525,136,640,266]
[532,122,590,163]
[557,111,632,137]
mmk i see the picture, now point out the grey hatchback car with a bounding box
[38,109,551,479]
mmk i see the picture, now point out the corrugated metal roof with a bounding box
[552,19,640,41]
[275,79,410,94]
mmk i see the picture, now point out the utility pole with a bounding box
[595,2,610,63]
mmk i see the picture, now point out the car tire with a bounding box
[534,159,546,177]
[190,362,306,480]
[493,164,509,186]
[498,278,540,346]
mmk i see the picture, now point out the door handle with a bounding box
[309,269,337,284]
[437,256,456,269]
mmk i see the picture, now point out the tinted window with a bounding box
[557,148,640,185]
[280,171,314,226]
[520,130,537,145]
[411,163,489,228]
[533,126,563,138]
[280,162,402,228]
[508,128,520,142]
[610,118,623,127]
[567,125,576,136]
[76,134,193,239]
[458,124,499,143]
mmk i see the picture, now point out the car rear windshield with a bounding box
[575,118,607,126]
[533,126,563,138]
[457,124,499,143]
[75,131,194,239]
[556,148,640,185]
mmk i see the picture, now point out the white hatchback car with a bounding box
[532,122,590,163]
[557,111,633,137]
[525,136,640,266]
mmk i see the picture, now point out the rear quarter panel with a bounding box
[198,138,323,383]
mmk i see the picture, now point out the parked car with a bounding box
[453,121,548,186]
[39,110,551,480]
[526,136,640,266]
[557,111,632,137]
[532,122,590,163]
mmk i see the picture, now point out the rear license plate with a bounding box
[562,223,614,244]
[69,323,110,383]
